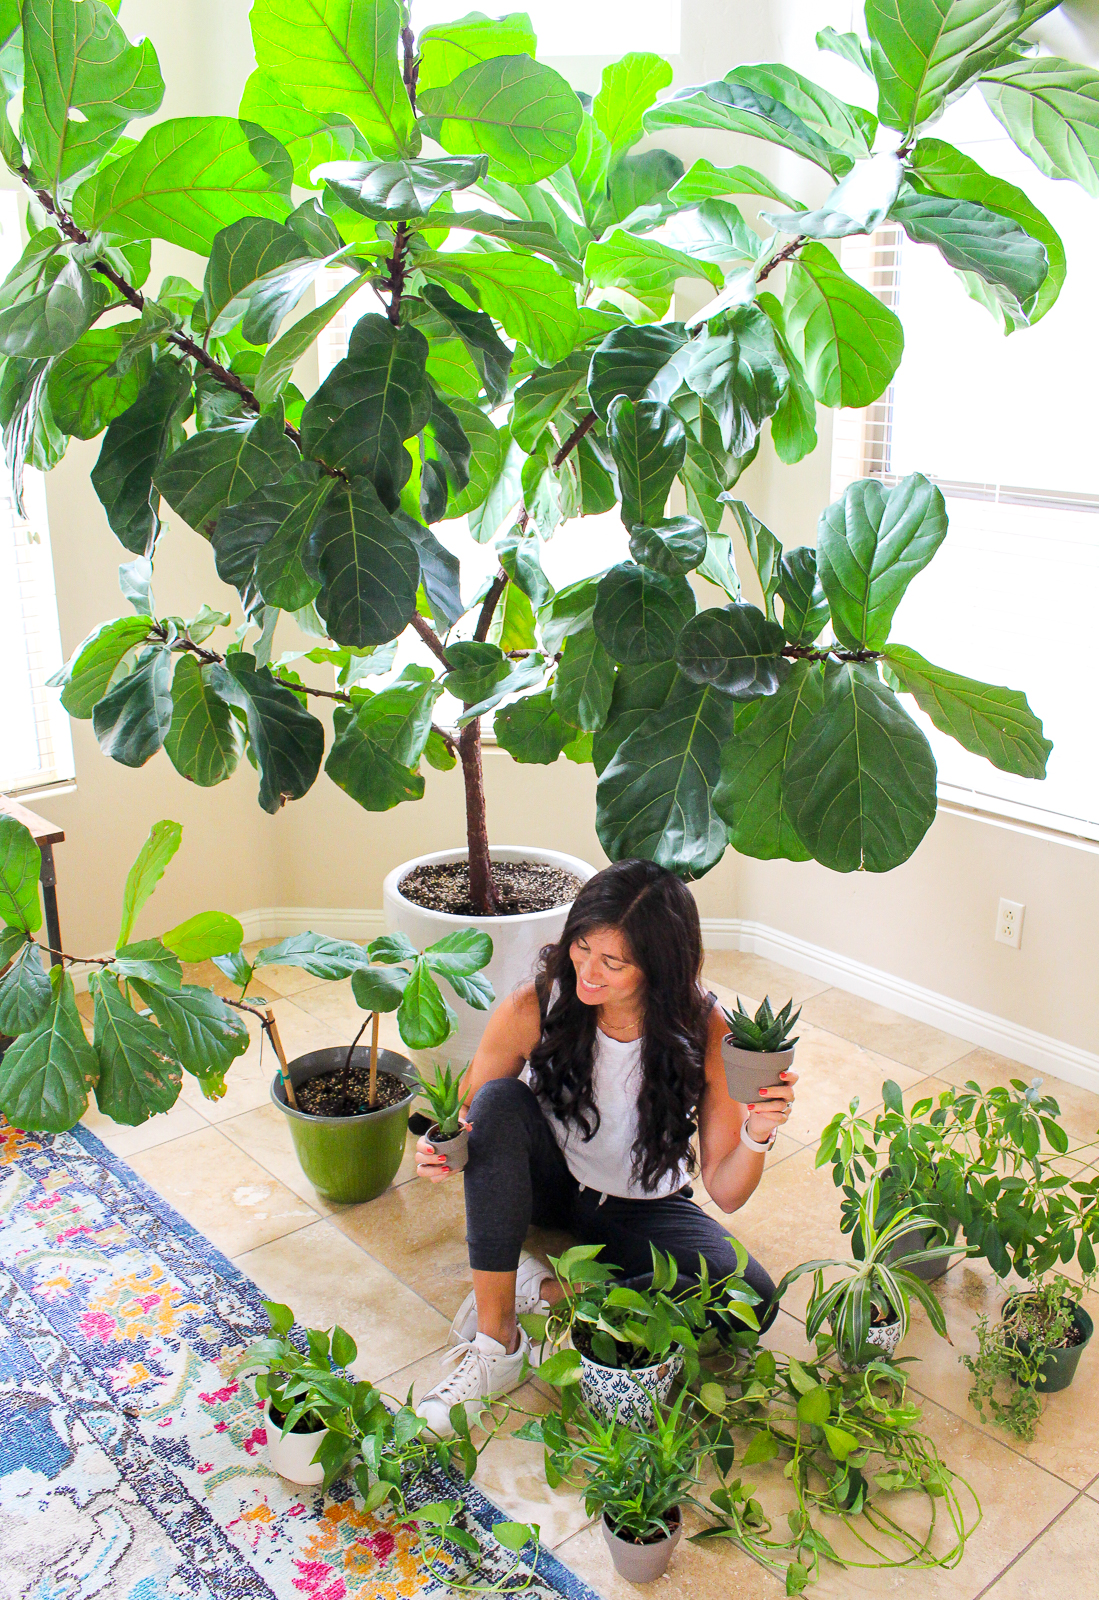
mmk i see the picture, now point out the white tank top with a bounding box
[531,1027,692,1202]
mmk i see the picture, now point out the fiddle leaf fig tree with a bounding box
[2,1,1069,907]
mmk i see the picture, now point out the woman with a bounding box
[413,859,795,1436]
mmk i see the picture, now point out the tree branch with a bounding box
[474,569,509,642]
[552,410,597,468]
[756,234,808,284]
[408,609,453,669]
[782,645,884,663]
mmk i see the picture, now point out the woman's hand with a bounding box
[415,1124,471,1183]
[745,1071,798,1144]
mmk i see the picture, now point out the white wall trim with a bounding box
[68,903,1098,1099]
[701,916,1099,1099]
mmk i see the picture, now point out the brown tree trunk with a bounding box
[459,718,498,914]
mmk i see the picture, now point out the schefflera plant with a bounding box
[3,0,1071,903]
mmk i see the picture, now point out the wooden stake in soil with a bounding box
[369,1011,380,1107]
[264,1007,297,1109]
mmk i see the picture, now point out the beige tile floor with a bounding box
[78,945,1099,1599]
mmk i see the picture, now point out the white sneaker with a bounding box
[416,1330,530,1438]
[448,1256,552,1346]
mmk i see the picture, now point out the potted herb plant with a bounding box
[530,1242,761,1428]
[720,995,800,1105]
[776,1177,955,1369]
[521,1390,707,1583]
[222,928,495,1205]
[415,1062,469,1173]
[29,3,1058,1096]
[962,1274,1095,1442]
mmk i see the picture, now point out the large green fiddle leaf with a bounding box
[592,658,678,776]
[418,55,581,183]
[0,816,44,934]
[552,629,616,733]
[818,473,948,651]
[92,970,181,1125]
[47,324,152,439]
[325,670,442,810]
[783,243,904,409]
[908,138,1064,324]
[50,614,152,718]
[250,0,417,157]
[644,74,847,176]
[23,0,164,193]
[418,390,472,523]
[584,231,721,322]
[308,477,420,650]
[605,396,684,529]
[0,940,52,1034]
[91,359,193,553]
[669,158,800,209]
[92,647,173,768]
[511,353,589,453]
[629,517,707,579]
[593,562,694,666]
[454,654,547,725]
[601,145,684,230]
[757,292,817,465]
[889,187,1048,308]
[160,912,243,965]
[593,52,673,155]
[254,269,374,406]
[785,662,938,873]
[156,413,300,537]
[397,958,457,1050]
[213,463,333,613]
[763,152,903,240]
[350,963,409,1013]
[864,0,1057,134]
[0,356,65,517]
[587,322,690,418]
[714,659,824,861]
[164,655,244,787]
[397,513,463,632]
[676,602,790,700]
[300,314,430,509]
[777,545,829,645]
[317,153,487,219]
[0,229,102,361]
[130,978,250,1081]
[723,63,875,158]
[417,12,535,93]
[415,284,512,406]
[0,964,98,1131]
[980,56,1099,200]
[325,727,421,814]
[238,70,363,189]
[117,820,182,950]
[203,216,322,342]
[255,932,371,978]
[816,26,875,77]
[493,691,573,764]
[684,305,789,457]
[722,498,782,619]
[884,644,1052,778]
[442,401,504,523]
[440,208,583,279]
[73,117,293,253]
[422,251,579,364]
[208,653,324,813]
[596,676,736,878]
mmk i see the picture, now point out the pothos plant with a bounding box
[3,1,1078,906]
[0,811,491,1132]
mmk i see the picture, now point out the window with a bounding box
[409,1,681,56]
[0,193,74,797]
[831,92,1099,842]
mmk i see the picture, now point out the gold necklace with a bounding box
[598,1013,643,1041]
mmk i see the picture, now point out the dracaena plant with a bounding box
[4,2,1075,909]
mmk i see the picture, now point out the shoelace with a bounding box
[425,1340,496,1405]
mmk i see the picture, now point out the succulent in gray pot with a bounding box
[414,1062,469,1172]
[720,995,801,1104]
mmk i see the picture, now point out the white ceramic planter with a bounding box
[602,1510,683,1582]
[263,1399,327,1485]
[579,1349,684,1429]
[383,846,597,1073]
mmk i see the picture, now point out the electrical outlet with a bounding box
[995,898,1025,949]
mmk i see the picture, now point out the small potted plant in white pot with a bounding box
[776,1177,956,1370]
[720,995,800,1104]
[233,1300,358,1485]
[415,1062,469,1172]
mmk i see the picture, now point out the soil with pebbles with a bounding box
[295,1067,410,1119]
[398,860,583,916]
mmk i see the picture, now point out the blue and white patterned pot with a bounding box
[579,1349,684,1428]
[837,1315,903,1371]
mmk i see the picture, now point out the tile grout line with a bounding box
[970,1475,1095,1599]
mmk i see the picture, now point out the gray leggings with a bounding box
[463,1077,777,1313]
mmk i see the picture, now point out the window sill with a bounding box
[936,782,1099,853]
[1,778,76,804]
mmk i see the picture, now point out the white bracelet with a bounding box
[741,1115,776,1154]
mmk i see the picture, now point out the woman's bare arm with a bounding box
[416,983,543,1182]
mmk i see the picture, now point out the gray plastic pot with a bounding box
[271,1047,416,1204]
[602,1509,682,1582]
[886,1217,961,1282]
[427,1123,469,1172]
[720,1039,795,1103]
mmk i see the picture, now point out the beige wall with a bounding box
[21,3,1098,1056]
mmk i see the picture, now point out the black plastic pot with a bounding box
[1003,1295,1094,1393]
[886,1217,960,1282]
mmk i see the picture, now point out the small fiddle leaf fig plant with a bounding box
[723,995,800,1053]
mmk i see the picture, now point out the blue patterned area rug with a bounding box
[0,1119,599,1600]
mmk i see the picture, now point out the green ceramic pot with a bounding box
[1003,1295,1094,1394]
[271,1047,415,1204]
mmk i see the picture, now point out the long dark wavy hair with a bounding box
[527,859,710,1193]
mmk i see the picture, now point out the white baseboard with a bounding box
[700,916,1099,1099]
[66,903,1098,1100]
